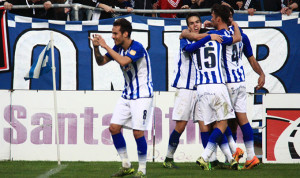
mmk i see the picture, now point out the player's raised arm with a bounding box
[99,35,132,67]
[183,34,222,53]
[91,34,132,67]
[180,29,209,41]
[89,35,111,66]
[231,21,241,43]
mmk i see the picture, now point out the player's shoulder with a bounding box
[181,38,192,43]
[242,32,248,39]
[208,29,229,36]
[131,40,145,50]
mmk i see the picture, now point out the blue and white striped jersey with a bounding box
[106,40,153,100]
[220,27,246,83]
[171,38,197,90]
[184,34,233,85]
[192,40,224,85]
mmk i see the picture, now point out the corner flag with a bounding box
[24,42,52,80]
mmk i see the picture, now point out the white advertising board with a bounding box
[0,90,256,162]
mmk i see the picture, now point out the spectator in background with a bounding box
[3,0,52,19]
[200,0,223,16]
[178,0,200,17]
[134,0,157,16]
[153,0,183,18]
[281,0,299,15]
[222,0,260,15]
[221,0,242,10]
[242,0,261,16]
[181,0,202,9]
[49,0,67,20]
[263,0,282,11]
[66,0,96,21]
[263,0,299,15]
[93,0,133,20]
[180,0,223,16]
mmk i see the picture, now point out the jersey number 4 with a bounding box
[232,44,239,65]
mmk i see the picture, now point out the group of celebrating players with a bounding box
[90,3,265,178]
[163,3,265,171]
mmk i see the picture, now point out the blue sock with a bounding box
[241,123,254,142]
[201,128,223,161]
[136,136,147,156]
[112,133,130,168]
[208,128,223,144]
[220,133,228,145]
[136,136,147,174]
[201,132,210,148]
[166,130,182,158]
[241,123,255,160]
[169,130,181,147]
[112,132,126,149]
[224,126,233,138]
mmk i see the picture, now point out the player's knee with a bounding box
[133,130,144,139]
[175,127,185,134]
[109,124,120,135]
[175,121,187,133]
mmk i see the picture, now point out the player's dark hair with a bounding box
[211,4,230,25]
[113,18,132,38]
[229,6,234,16]
[185,13,201,26]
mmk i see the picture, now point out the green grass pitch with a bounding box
[0,161,299,178]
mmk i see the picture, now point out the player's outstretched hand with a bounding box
[256,73,265,90]
[89,34,107,48]
[203,20,213,28]
[210,34,223,43]
[180,29,190,39]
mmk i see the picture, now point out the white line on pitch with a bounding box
[37,164,68,178]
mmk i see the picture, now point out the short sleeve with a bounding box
[126,42,145,62]
[180,38,189,51]
[221,35,233,45]
[242,33,253,58]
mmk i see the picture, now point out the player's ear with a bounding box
[123,31,129,38]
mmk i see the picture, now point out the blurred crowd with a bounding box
[0,0,299,20]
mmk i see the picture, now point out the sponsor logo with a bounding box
[266,109,300,162]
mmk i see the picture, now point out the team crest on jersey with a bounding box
[129,50,136,56]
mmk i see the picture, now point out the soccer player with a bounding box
[163,13,222,169]
[181,9,242,170]
[202,5,265,168]
[89,18,153,178]
[225,7,265,169]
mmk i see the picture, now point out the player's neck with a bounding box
[217,23,228,31]
[122,38,133,51]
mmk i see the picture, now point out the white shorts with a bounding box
[196,84,235,125]
[172,89,201,122]
[226,82,247,113]
[110,97,153,131]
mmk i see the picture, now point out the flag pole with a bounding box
[51,31,61,165]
